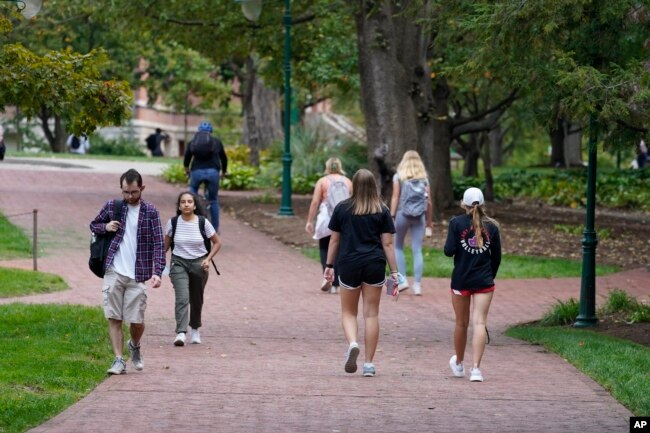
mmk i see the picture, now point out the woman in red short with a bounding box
[444,187,501,382]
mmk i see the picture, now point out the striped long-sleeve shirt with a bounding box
[90,199,165,282]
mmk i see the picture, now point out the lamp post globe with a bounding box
[1,0,42,18]
[236,0,294,216]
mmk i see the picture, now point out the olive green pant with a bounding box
[170,254,209,333]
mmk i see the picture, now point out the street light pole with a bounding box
[237,0,294,216]
[575,113,598,328]
[278,0,294,215]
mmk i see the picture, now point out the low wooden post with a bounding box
[32,209,37,271]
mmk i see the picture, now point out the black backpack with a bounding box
[146,134,157,151]
[191,132,215,157]
[71,136,81,149]
[89,200,123,278]
[170,215,220,274]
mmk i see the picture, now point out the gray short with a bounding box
[102,269,148,323]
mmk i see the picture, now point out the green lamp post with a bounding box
[575,114,599,328]
[237,0,294,216]
[1,0,42,18]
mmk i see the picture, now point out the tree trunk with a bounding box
[482,132,495,201]
[549,118,565,167]
[242,72,283,153]
[39,108,66,153]
[241,56,261,167]
[461,134,481,177]
[354,0,433,199]
[431,78,455,214]
[563,120,583,166]
[489,126,505,167]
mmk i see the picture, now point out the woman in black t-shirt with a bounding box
[444,187,501,383]
[325,169,398,377]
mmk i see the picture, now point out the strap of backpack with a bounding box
[113,199,123,221]
[198,216,220,275]
[170,216,178,252]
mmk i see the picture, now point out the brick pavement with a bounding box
[0,163,645,433]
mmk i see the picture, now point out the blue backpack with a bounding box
[400,179,427,217]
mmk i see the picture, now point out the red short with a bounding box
[451,286,495,297]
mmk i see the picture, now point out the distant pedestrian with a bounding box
[637,140,648,169]
[184,121,228,232]
[146,128,168,157]
[0,124,5,161]
[164,191,221,346]
[444,187,501,382]
[305,157,352,293]
[66,134,90,154]
[325,168,398,377]
[89,169,165,375]
[389,150,433,295]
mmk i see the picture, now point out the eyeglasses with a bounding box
[121,189,141,197]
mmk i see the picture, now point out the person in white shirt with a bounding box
[66,134,90,154]
[164,191,221,346]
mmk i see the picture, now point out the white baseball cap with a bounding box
[462,187,484,206]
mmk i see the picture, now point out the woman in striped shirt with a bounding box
[164,192,221,346]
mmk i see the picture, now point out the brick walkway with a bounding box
[0,162,644,433]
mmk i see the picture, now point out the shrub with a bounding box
[599,289,650,324]
[161,163,188,185]
[539,298,579,326]
[221,164,258,190]
[88,136,146,157]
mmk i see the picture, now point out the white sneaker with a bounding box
[174,332,186,346]
[469,367,484,382]
[412,282,422,296]
[397,273,409,291]
[329,286,338,294]
[106,357,126,375]
[190,329,201,344]
[344,342,360,373]
[449,355,465,377]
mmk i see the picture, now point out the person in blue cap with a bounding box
[183,121,228,232]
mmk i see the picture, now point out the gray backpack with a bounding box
[400,179,427,217]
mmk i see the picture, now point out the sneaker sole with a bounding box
[470,376,484,382]
[191,340,201,344]
[107,369,127,375]
[132,363,144,371]
[363,371,376,377]
[174,340,185,346]
[344,346,359,373]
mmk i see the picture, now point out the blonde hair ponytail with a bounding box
[470,206,484,248]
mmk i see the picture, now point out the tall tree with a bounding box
[104,0,359,165]
[139,41,230,145]
[0,15,132,151]
[461,0,650,149]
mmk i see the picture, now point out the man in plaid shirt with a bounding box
[90,169,165,375]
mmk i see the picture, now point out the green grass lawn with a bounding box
[0,212,68,298]
[506,325,650,416]
[0,303,112,433]
[0,268,68,298]
[0,213,32,260]
[302,246,619,278]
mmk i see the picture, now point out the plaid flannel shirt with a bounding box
[90,199,165,282]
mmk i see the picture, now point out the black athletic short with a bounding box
[337,259,386,290]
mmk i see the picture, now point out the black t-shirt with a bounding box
[328,200,395,267]
[444,213,501,290]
